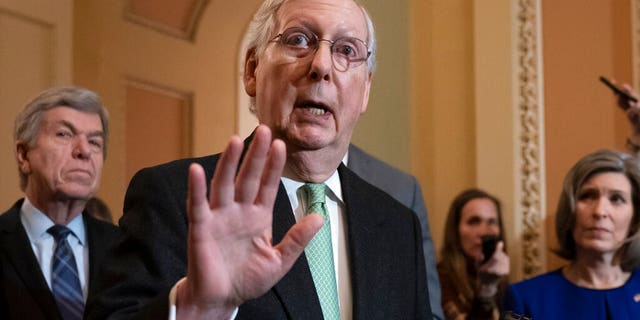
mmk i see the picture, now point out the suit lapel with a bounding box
[338,165,394,319]
[0,200,61,318]
[84,212,117,301]
[238,133,322,319]
[270,184,324,320]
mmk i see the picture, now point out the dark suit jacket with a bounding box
[0,199,120,320]
[347,144,443,319]
[87,151,431,319]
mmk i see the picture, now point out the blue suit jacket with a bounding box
[503,268,640,320]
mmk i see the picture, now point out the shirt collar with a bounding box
[20,197,86,246]
[342,152,349,166]
[281,169,344,209]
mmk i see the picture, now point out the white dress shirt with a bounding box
[19,197,89,300]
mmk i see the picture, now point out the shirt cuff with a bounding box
[168,277,185,320]
[168,277,239,320]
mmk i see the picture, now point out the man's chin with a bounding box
[287,135,332,151]
[282,127,338,150]
[55,185,97,201]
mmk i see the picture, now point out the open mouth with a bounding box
[296,100,331,116]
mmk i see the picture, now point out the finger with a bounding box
[618,83,638,110]
[256,139,286,208]
[618,95,631,110]
[211,136,244,207]
[274,213,324,271]
[187,163,208,224]
[235,125,272,203]
[495,241,504,254]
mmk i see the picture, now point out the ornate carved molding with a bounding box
[516,0,546,278]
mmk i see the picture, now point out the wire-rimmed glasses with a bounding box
[269,27,371,72]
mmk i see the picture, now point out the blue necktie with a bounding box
[303,183,340,320]
[47,225,84,320]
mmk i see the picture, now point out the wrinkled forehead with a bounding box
[276,0,368,38]
[41,106,104,132]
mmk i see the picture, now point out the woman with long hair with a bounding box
[438,188,510,320]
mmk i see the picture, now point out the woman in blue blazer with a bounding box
[503,149,640,319]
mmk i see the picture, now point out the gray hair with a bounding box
[554,149,640,270]
[244,0,377,113]
[14,86,109,190]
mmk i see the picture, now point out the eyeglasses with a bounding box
[269,27,371,72]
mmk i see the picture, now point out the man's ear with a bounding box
[243,48,258,97]
[16,143,31,175]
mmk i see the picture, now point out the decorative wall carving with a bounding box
[516,0,545,278]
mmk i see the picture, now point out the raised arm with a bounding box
[175,125,322,320]
[617,84,640,152]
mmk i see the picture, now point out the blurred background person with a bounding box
[615,82,640,155]
[347,143,443,319]
[502,149,640,319]
[437,188,510,320]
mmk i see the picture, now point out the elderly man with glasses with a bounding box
[87,0,433,319]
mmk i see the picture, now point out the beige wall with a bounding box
[352,0,411,171]
[411,0,635,279]
[542,0,633,270]
[410,0,477,263]
[0,0,72,210]
[0,0,636,281]
[68,0,414,222]
[72,0,264,218]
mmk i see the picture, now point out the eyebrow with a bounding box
[57,119,105,139]
[283,20,361,39]
[579,186,630,195]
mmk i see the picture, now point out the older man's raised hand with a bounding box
[176,125,323,320]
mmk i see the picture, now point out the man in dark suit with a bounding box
[87,0,433,319]
[0,86,119,320]
[347,144,443,319]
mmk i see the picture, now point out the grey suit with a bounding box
[347,144,443,320]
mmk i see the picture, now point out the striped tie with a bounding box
[47,225,84,320]
[302,183,340,320]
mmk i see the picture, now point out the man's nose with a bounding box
[72,135,91,159]
[308,41,333,81]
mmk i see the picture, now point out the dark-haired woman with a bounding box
[438,189,510,320]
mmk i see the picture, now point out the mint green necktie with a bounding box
[303,183,340,320]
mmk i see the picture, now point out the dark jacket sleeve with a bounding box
[86,156,216,319]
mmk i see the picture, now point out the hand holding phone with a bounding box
[481,235,499,264]
[599,76,637,106]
